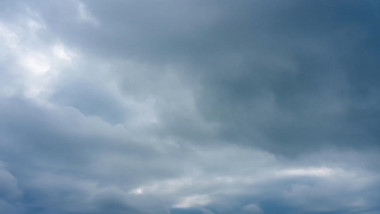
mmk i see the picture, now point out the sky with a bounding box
[0,0,380,214]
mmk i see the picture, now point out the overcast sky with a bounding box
[1,0,380,214]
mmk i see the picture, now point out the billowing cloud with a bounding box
[1,1,380,214]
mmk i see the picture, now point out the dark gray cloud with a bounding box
[25,0,380,153]
[0,0,380,214]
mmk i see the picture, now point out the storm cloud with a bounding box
[1,0,380,213]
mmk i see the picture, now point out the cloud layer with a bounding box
[1,1,380,213]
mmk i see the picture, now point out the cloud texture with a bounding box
[1,1,380,213]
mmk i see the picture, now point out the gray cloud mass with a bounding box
[0,0,380,214]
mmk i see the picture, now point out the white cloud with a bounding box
[21,52,51,75]
[0,16,77,99]
[53,44,74,62]
[278,167,333,177]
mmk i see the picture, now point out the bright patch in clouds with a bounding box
[21,53,51,75]
[173,195,212,208]
[53,44,73,62]
[0,16,77,99]
[76,1,100,26]
[131,188,144,195]
[279,167,334,177]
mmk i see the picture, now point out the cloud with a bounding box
[174,195,212,209]
[241,204,263,214]
[27,0,380,154]
[0,0,380,214]
[278,167,333,177]
[76,1,100,27]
